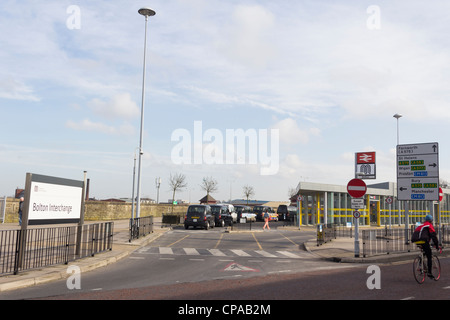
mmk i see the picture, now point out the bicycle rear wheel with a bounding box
[413,256,425,284]
[431,255,441,281]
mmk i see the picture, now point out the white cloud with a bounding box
[271,118,320,145]
[0,77,40,101]
[66,119,134,136]
[88,93,140,120]
[218,4,276,69]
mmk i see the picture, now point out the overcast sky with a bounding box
[2,0,450,203]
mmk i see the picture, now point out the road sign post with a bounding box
[397,142,439,243]
[347,179,367,258]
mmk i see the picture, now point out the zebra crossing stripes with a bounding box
[136,247,308,260]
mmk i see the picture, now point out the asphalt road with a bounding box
[1,222,449,302]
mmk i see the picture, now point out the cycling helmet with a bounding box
[425,214,433,221]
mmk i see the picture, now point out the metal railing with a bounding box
[361,228,415,257]
[129,216,153,242]
[0,222,113,276]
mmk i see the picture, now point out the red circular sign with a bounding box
[347,179,367,198]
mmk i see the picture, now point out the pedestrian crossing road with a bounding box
[134,246,312,260]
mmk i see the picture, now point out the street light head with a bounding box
[138,7,156,17]
[393,113,403,119]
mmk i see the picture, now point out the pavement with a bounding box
[0,220,448,293]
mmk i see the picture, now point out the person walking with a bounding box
[263,209,270,230]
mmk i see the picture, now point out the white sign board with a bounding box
[25,173,83,225]
[351,198,365,209]
[397,143,439,201]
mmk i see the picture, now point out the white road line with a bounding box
[277,251,301,259]
[255,250,277,258]
[184,248,200,255]
[208,249,227,256]
[159,247,173,255]
[231,249,251,257]
[401,297,415,300]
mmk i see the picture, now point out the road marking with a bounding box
[214,233,224,249]
[277,251,301,259]
[159,247,174,255]
[268,270,292,274]
[208,249,227,256]
[401,297,415,300]
[255,250,277,258]
[279,233,298,246]
[222,262,259,272]
[444,286,450,289]
[184,248,200,255]
[129,256,145,260]
[189,258,204,261]
[231,249,251,257]
[252,233,263,250]
[168,234,190,247]
[159,257,175,261]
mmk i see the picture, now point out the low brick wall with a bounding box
[1,198,189,223]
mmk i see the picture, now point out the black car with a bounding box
[277,205,297,222]
[253,206,275,221]
[210,205,232,227]
[184,205,215,230]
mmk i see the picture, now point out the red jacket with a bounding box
[415,221,439,248]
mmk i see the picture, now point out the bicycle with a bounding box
[412,241,442,284]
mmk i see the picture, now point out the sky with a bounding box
[2,0,450,203]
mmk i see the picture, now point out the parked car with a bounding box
[221,203,237,223]
[253,206,275,221]
[210,205,232,227]
[234,205,256,222]
[277,205,297,222]
[268,211,278,221]
[184,205,214,230]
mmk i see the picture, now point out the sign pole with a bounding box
[354,214,360,257]
[76,171,87,257]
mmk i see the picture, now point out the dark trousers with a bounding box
[423,242,432,273]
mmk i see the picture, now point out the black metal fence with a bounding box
[129,216,154,241]
[0,222,113,276]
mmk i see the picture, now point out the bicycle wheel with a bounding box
[413,256,425,284]
[431,255,441,281]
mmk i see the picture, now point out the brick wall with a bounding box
[1,198,188,223]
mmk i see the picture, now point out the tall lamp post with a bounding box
[393,113,402,146]
[136,7,156,219]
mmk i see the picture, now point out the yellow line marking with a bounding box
[214,233,224,249]
[280,233,298,246]
[252,232,263,250]
[168,234,190,247]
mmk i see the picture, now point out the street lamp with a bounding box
[393,113,402,146]
[136,7,156,219]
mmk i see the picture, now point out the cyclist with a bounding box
[413,215,441,278]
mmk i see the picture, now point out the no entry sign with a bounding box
[347,179,367,198]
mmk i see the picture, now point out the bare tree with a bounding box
[200,176,218,196]
[288,187,297,199]
[169,173,187,213]
[243,185,255,205]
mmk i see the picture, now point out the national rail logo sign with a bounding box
[355,152,376,179]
